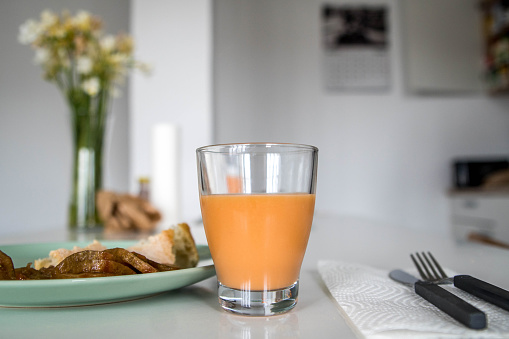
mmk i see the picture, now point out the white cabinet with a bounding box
[450,192,509,244]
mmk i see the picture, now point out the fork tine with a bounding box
[416,252,434,280]
[427,252,448,279]
[410,253,429,280]
[422,252,440,280]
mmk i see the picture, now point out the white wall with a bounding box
[214,0,509,234]
[2,0,508,237]
[130,0,213,226]
[0,1,130,236]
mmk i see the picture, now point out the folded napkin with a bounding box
[318,260,509,339]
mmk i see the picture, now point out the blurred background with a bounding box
[2,0,509,239]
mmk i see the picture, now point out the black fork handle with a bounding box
[415,281,486,329]
[454,275,509,311]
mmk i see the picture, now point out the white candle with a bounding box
[151,123,180,228]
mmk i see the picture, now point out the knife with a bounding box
[424,275,509,312]
[389,269,486,330]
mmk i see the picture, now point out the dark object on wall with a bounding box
[453,158,509,188]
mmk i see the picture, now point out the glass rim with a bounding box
[196,142,318,154]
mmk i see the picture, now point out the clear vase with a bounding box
[67,89,109,230]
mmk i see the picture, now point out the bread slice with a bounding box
[33,224,199,270]
[127,223,199,268]
[127,229,175,265]
[172,223,200,268]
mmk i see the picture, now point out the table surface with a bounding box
[1,215,509,339]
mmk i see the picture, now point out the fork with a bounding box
[411,251,509,312]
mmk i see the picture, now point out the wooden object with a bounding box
[96,191,161,232]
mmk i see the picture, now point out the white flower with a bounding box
[81,77,100,96]
[72,11,91,30]
[18,19,42,44]
[40,10,58,29]
[34,48,50,64]
[76,56,93,74]
[49,26,66,39]
[110,53,129,65]
[19,10,146,97]
[100,35,115,52]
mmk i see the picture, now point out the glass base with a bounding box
[217,280,299,316]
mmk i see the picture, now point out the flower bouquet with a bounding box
[19,10,148,229]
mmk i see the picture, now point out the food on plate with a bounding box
[128,222,199,269]
[0,223,200,280]
[34,223,199,270]
[0,251,16,280]
[34,239,106,269]
[0,248,180,280]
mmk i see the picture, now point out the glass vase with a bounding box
[67,89,109,230]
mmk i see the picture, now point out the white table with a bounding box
[1,215,508,338]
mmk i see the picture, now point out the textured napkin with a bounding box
[318,260,509,339]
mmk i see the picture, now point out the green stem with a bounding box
[67,87,108,229]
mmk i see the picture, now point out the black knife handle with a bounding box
[454,275,509,311]
[415,281,486,329]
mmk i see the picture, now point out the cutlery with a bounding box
[412,252,509,312]
[389,269,486,329]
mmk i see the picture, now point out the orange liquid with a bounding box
[200,193,315,290]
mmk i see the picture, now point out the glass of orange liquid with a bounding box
[196,143,318,316]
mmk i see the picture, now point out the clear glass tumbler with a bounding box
[196,143,318,316]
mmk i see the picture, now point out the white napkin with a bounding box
[318,260,509,339]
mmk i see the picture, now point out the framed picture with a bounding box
[322,3,391,91]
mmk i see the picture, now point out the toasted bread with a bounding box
[173,223,199,268]
[33,224,199,269]
[127,223,199,268]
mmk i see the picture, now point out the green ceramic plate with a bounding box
[0,241,216,308]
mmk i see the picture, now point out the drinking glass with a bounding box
[196,143,318,316]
